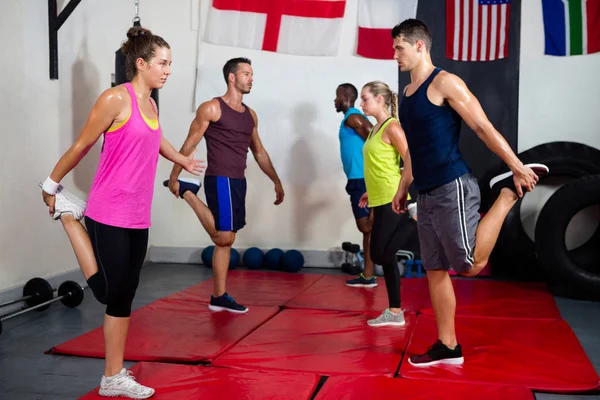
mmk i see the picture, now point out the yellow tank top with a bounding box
[363,117,407,207]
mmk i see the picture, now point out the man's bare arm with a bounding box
[169,99,220,180]
[345,114,373,140]
[437,72,522,170]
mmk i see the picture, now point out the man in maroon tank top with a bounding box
[167,58,284,313]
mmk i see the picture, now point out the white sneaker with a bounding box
[489,163,549,190]
[39,182,87,221]
[99,368,155,399]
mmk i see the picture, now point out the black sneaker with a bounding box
[208,293,248,314]
[162,178,202,197]
[408,340,464,367]
[489,163,549,193]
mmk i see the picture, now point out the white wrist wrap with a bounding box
[42,177,60,195]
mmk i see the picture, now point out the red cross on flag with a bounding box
[204,0,347,56]
[356,0,418,59]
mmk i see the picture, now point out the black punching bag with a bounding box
[114,35,159,111]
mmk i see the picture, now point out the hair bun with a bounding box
[127,26,152,40]
[122,26,153,55]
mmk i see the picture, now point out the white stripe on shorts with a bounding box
[456,178,474,265]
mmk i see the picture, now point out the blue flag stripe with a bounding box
[542,0,567,56]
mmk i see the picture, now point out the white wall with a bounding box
[518,1,600,242]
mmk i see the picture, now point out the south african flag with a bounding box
[542,0,600,56]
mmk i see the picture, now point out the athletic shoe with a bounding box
[489,163,549,193]
[346,273,377,288]
[39,182,87,221]
[98,368,155,399]
[162,178,202,197]
[208,293,248,314]
[408,340,464,367]
[367,308,405,327]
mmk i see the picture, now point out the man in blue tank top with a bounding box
[335,83,377,288]
[389,19,549,367]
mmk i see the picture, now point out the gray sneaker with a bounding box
[367,308,405,327]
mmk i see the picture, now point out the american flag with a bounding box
[446,0,511,61]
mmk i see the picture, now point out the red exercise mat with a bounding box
[213,308,416,376]
[315,376,535,400]
[400,313,600,393]
[79,362,320,400]
[166,270,323,306]
[49,298,279,363]
[419,279,561,319]
[284,275,429,312]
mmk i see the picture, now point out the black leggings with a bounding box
[370,202,419,309]
[84,217,149,318]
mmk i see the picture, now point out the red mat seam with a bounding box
[282,274,326,308]
[206,306,286,362]
[308,376,329,400]
[192,362,331,398]
[393,311,423,378]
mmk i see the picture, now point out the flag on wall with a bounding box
[356,0,419,59]
[542,0,600,56]
[204,0,347,56]
[446,0,511,62]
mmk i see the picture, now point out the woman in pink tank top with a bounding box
[40,26,204,398]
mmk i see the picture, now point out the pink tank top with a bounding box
[85,83,161,229]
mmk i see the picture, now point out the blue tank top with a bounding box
[339,107,367,179]
[399,68,470,191]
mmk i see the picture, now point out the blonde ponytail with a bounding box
[391,91,399,120]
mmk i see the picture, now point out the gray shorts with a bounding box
[417,173,481,273]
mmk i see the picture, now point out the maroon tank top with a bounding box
[204,97,255,179]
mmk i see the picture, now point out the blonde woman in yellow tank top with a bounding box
[357,81,420,327]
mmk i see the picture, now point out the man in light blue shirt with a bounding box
[335,83,376,288]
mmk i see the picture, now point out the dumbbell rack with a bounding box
[341,244,423,278]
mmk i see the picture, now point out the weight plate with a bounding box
[58,281,84,308]
[23,278,54,310]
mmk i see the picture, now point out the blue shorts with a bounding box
[345,178,370,220]
[204,176,247,232]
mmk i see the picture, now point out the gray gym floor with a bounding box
[0,263,598,399]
